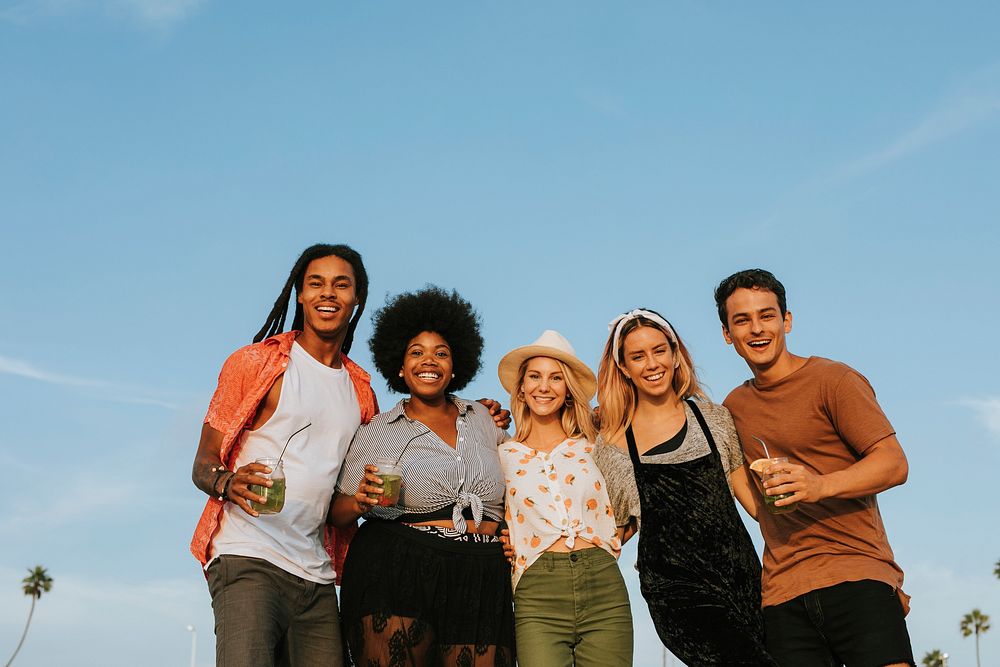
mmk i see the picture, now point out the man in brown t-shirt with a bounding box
[714,268,914,667]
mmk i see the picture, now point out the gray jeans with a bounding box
[207,555,344,667]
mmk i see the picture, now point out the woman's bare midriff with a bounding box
[546,537,600,553]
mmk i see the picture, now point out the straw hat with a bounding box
[497,330,597,400]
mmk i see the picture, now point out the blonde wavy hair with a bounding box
[597,315,705,442]
[511,357,597,444]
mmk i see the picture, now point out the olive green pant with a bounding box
[513,548,633,666]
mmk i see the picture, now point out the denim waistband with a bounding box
[530,547,616,571]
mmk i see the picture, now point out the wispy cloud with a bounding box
[828,69,1000,185]
[0,476,138,531]
[112,0,202,26]
[0,353,181,409]
[1,0,205,30]
[0,354,109,388]
[756,62,1000,231]
[959,396,1000,439]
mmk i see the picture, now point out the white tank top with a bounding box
[210,341,361,583]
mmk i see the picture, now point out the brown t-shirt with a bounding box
[723,356,907,610]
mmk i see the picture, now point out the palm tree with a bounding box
[994,558,999,580]
[4,566,53,667]
[921,649,947,667]
[960,608,991,667]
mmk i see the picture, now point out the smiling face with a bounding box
[722,286,793,375]
[401,331,453,401]
[296,255,359,339]
[520,356,568,419]
[620,325,678,401]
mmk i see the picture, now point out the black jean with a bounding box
[762,579,914,667]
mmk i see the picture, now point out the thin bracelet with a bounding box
[210,465,230,500]
[220,472,237,501]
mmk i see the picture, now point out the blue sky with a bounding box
[2,2,999,665]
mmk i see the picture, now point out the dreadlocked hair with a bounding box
[252,243,369,353]
[369,285,484,394]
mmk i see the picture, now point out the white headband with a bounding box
[608,309,678,367]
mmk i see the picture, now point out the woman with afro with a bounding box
[333,286,515,667]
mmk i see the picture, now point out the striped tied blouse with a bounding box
[336,397,508,531]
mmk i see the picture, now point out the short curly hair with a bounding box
[713,268,787,326]
[369,285,484,394]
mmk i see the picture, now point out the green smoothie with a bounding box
[751,455,798,515]
[764,490,796,515]
[371,474,402,507]
[251,478,286,514]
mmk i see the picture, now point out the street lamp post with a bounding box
[186,625,197,667]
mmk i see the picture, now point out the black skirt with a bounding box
[340,520,515,667]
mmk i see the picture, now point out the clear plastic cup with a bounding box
[760,456,797,515]
[368,457,402,507]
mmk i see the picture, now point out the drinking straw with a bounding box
[277,423,312,465]
[751,435,772,459]
[393,431,424,467]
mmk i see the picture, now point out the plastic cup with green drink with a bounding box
[749,456,798,515]
[250,457,286,514]
[369,457,402,507]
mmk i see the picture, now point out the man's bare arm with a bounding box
[191,422,273,517]
[766,434,908,506]
[729,464,760,520]
[192,423,228,496]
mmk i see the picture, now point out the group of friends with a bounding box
[190,243,915,667]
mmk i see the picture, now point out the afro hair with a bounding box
[369,285,484,394]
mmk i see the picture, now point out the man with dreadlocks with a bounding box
[190,243,379,667]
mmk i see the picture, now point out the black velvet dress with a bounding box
[626,400,776,666]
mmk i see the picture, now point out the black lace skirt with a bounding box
[340,520,515,667]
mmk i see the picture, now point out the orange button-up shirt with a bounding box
[189,331,378,582]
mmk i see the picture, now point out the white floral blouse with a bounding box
[499,437,622,591]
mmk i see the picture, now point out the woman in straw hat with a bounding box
[595,308,776,666]
[498,330,634,667]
